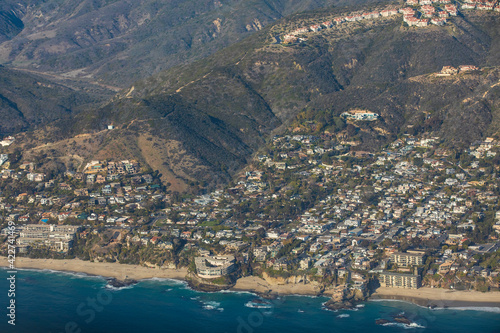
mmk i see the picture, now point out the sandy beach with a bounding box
[371,286,500,308]
[2,257,499,307]
[0,256,188,281]
[0,256,331,296]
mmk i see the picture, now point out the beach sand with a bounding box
[1,257,332,296]
[0,256,188,281]
[371,286,500,308]
[2,257,499,307]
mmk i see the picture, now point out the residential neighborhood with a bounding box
[1,119,499,294]
[279,0,499,44]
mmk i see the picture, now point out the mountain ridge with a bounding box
[0,0,379,87]
[7,5,500,192]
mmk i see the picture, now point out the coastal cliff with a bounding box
[261,272,323,289]
[323,285,368,310]
[3,257,500,308]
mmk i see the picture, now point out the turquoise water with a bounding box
[1,268,499,333]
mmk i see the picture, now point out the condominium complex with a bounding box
[17,224,81,252]
[195,255,236,278]
[390,251,425,267]
[379,271,421,289]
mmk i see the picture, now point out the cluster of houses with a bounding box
[229,131,499,287]
[281,6,401,43]
[1,125,500,291]
[467,137,498,158]
[68,161,144,188]
[83,160,141,176]
[0,168,46,182]
[461,0,500,11]
[0,154,8,167]
[341,110,380,121]
[115,130,496,288]
[0,159,143,185]
[402,1,458,27]
[0,136,15,147]
[0,157,163,229]
[279,0,500,43]
[439,65,480,75]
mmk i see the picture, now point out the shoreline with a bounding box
[370,286,500,309]
[2,257,500,309]
[232,275,331,297]
[0,256,188,281]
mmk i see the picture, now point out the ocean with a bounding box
[1,268,499,333]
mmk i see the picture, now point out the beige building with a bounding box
[391,252,425,267]
[17,224,81,252]
[379,271,421,289]
[195,255,236,279]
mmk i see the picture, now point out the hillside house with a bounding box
[459,65,479,72]
[438,10,450,17]
[341,110,379,121]
[381,9,399,16]
[445,4,458,15]
[310,24,321,32]
[401,7,416,15]
[416,19,429,27]
[431,17,446,25]
[440,66,458,75]
[461,3,476,9]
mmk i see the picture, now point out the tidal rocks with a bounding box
[106,278,138,289]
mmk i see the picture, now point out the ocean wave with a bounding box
[370,299,500,313]
[245,301,273,309]
[322,308,337,312]
[105,284,135,291]
[356,304,365,308]
[202,301,224,312]
[142,277,187,286]
[369,299,429,309]
[285,294,326,300]
[321,302,337,312]
[175,282,211,294]
[380,322,426,329]
[435,307,500,313]
[337,314,350,318]
[15,267,105,281]
[220,289,257,296]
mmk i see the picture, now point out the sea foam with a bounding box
[380,322,426,330]
[201,301,224,312]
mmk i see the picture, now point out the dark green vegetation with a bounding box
[0,65,106,136]
[2,3,500,192]
[0,0,378,87]
[65,9,500,190]
[0,8,23,42]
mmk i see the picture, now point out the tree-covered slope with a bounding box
[17,6,500,191]
[0,0,379,87]
[0,65,104,136]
